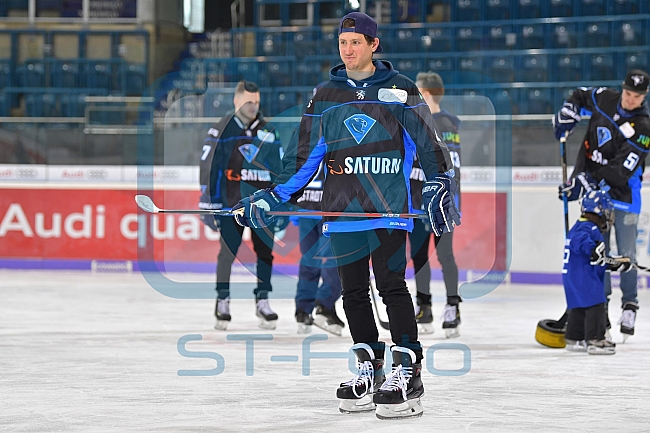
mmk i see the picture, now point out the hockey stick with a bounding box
[369,279,390,330]
[555,132,570,329]
[135,195,428,219]
[559,132,570,237]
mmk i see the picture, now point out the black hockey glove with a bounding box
[422,173,461,236]
[199,193,222,231]
[558,172,597,201]
[607,256,633,273]
[589,242,606,266]
[553,102,581,140]
[233,188,286,229]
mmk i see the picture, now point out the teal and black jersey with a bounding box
[274,60,452,234]
[199,112,283,208]
[568,87,650,213]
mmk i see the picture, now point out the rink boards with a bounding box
[2,164,650,287]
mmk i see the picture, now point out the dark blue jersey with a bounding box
[273,60,452,234]
[568,87,650,213]
[562,219,607,309]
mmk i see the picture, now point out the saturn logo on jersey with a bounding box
[344,114,376,144]
[597,127,612,147]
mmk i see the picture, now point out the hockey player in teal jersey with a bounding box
[232,12,459,419]
[563,190,632,355]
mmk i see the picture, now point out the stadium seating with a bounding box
[456,26,482,52]
[589,54,615,81]
[516,0,542,19]
[486,0,511,20]
[520,54,548,82]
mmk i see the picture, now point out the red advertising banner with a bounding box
[0,188,506,271]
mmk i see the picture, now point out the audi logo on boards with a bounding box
[540,171,562,183]
[157,170,180,180]
[469,170,492,182]
[16,168,39,179]
[87,170,108,180]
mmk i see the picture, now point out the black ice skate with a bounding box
[214,297,231,331]
[618,302,638,343]
[587,339,616,355]
[442,304,461,338]
[255,298,278,330]
[295,311,313,334]
[414,301,434,335]
[313,301,345,336]
[337,342,386,414]
[374,346,424,420]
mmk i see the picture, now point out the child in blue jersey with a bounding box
[563,190,631,355]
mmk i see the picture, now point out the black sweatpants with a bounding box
[565,303,607,341]
[216,216,274,300]
[330,229,422,361]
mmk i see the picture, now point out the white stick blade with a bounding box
[135,195,157,213]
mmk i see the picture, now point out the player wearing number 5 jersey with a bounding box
[553,69,650,341]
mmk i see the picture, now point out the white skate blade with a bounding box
[297,323,312,334]
[444,327,460,338]
[258,318,277,330]
[375,398,423,420]
[587,346,616,355]
[214,320,229,331]
[621,333,631,343]
[313,316,343,336]
[338,395,375,414]
[418,323,434,334]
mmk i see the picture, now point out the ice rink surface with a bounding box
[2,268,650,432]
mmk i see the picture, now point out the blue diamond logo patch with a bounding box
[238,144,259,163]
[344,114,376,144]
[597,127,612,147]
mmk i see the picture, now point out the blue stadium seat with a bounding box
[0,61,11,89]
[426,57,455,82]
[516,0,542,18]
[612,0,641,15]
[233,61,259,84]
[458,56,484,83]
[202,88,235,118]
[556,54,582,82]
[295,61,323,86]
[487,25,516,50]
[486,0,511,20]
[579,0,605,16]
[0,92,9,116]
[120,63,147,96]
[424,27,452,53]
[260,32,286,56]
[454,0,481,21]
[455,26,482,51]
[84,60,113,90]
[270,91,298,116]
[264,61,293,87]
[582,21,610,48]
[525,88,553,114]
[520,24,545,49]
[394,29,424,54]
[60,93,86,117]
[319,27,339,55]
[555,87,576,109]
[488,56,515,82]
[623,51,648,75]
[8,0,28,10]
[52,60,80,88]
[292,30,318,57]
[37,0,62,11]
[25,92,59,117]
[395,58,423,81]
[589,54,615,81]
[550,0,573,17]
[491,88,518,114]
[617,21,645,46]
[520,54,548,82]
[552,23,577,48]
[16,61,45,87]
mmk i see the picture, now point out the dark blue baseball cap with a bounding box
[338,12,383,53]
